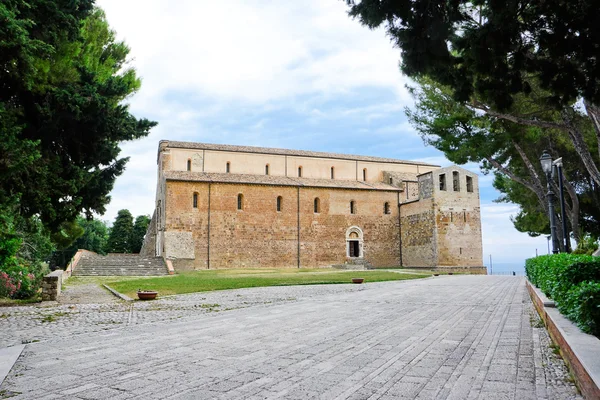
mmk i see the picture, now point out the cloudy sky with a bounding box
[97,0,550,269]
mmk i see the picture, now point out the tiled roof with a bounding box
[161,140,440,167]
[164,171,403,191]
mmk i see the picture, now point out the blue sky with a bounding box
[97,0,550,267]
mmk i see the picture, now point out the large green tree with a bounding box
[130,215,151,253]
[345,1,599,110]
[406,77,600,244]
[105,209,134,253]
[346,0,600,189]
[0,3,156,230]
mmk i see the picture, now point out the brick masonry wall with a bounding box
[163,181,400,269]
[400,199,437,267]
[299,188,400,268]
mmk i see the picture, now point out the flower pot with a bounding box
[137,291,158,300]
[352,278,364,284]
[433,273,440,276]
[447,272,453,276]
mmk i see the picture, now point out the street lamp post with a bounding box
[553,158,571,253]
[540,151,559,254]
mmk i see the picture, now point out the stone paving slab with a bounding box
[0,276,582,399]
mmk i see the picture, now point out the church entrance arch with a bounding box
[346,226,364,258]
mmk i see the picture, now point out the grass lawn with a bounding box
[104,268,431,298]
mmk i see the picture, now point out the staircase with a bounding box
[72,252,169,276]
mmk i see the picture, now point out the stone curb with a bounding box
[0,345,25,386]
[527,280,600,399]
[102,284,133,302]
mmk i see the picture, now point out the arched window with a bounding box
[331,167,335,179]
[277,196,282,212]
[187,159,192,171]
[265,164,270,175]
[226,162,231,173]
[453,171,460,191]
[237,193,243,210]
[193,192,198,208]
[389,177,393,185]
[384,202,390,214]
[314,198,320,213]
[362,168,367,181]
[298,166,302,177]
[350,201,356,214]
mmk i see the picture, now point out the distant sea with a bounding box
[484,262,526,276]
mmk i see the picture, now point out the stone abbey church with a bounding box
[141,141,485,273]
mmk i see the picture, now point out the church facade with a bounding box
[141,140,485,273]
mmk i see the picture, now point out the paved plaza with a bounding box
[0,276,581,399]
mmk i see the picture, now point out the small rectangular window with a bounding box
[466,176,473,192]
[439,174,446,191]
[193,193,198,208]
[226,162,231,173]
[331,167,334,179]
[265,165,269,175]
[453,171,460,191]
[298,167,302,177]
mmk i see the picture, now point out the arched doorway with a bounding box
[346,226,364,258]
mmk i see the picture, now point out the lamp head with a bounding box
[540,150,553,175]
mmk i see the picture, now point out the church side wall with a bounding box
[298,188,400,268]
[164,181,210,269]
[208,183,299,269]
[163,180,400,269]
[166,147,436,183]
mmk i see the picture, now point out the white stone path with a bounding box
[0,276,581,399]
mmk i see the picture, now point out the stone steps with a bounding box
[73,253,168,276]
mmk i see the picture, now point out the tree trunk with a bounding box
[561,108,600,187]
[562,178,580,244]
[583,99,600,158]
[485,154,548,214]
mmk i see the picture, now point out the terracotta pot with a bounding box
[137,291,158,300]
[352,278,365,284]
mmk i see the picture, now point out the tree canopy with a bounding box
[1,2,155,297]
[346,0,600,110]
[0,3,156,230]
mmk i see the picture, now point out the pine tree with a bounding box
[130,215,151,253]
[105,210,134,253]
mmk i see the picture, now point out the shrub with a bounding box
[526,254,600,337]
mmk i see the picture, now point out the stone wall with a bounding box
[430,167,484,270]
[400,199,437,267]
[41,270,63,301]
[163,180,400,269]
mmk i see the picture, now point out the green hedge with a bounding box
[526,254,600,336]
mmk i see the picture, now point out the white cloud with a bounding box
[99,0,410,108]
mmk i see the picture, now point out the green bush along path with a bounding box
[526,254,600,337]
